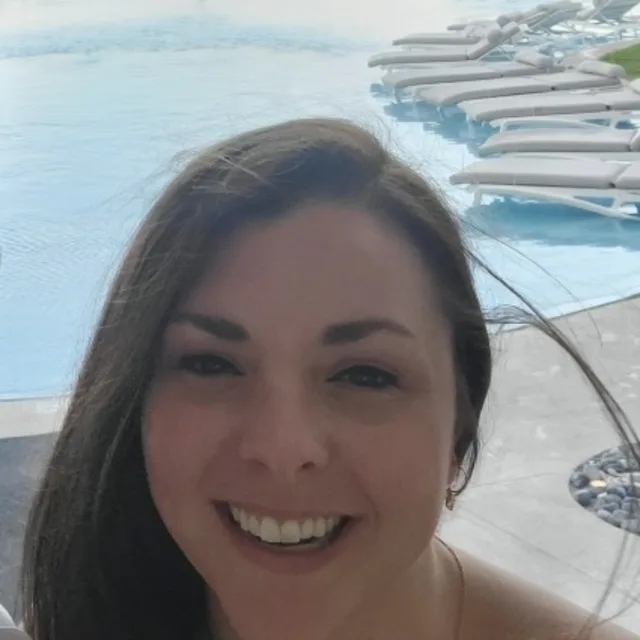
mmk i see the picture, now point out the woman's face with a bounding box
[143,203,458,640]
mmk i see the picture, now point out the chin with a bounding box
[206,561,365,640]
[217,597,346,640]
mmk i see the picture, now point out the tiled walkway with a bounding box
[1,297,639,626]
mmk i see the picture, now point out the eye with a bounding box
[330,365,399,390]
[177,354,242,377]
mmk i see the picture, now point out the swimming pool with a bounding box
[1,0,640,399]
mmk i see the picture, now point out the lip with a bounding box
[214,501,360,575]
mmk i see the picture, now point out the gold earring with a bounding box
[445,488,456,511]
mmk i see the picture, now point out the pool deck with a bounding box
[2,296,640,626]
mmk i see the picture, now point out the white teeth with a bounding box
[259,517,281,544]
[280,520,302,544]
[240,510,249,532]
[314,518,327,537]
[228,506,344,545]
[248,515,261,537]
[301,519,315,540]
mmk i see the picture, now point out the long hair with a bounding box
[19,118,639,640]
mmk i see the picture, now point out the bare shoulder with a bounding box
[453,546,639,640]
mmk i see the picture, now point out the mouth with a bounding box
[216,501,354,554]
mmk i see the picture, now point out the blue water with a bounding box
[1,0,640,399]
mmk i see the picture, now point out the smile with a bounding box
[216,502,359,573]
[228,504,348,548]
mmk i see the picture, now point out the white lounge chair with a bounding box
[447,1,576,30]
[478,126,640,159]
[459,78,640,128]
[414,59,624,107]
[524,2,584,31]
[561,0,640,38]
[393,22,501,47]
[450,156,640,219]
[398,2,581,45]
[575,0,640,23]
[402,1,582,47]
[367,23,521,68]
[382,50,560,92]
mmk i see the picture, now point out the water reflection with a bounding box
[465,201,640,250]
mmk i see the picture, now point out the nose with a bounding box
[238,380,330,482]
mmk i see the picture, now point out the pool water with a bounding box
[1,0,640,398]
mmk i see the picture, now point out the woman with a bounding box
[20,118,639,640]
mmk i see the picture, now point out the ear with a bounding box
[447,454,459,487]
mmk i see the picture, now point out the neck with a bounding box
[332,537,461,640]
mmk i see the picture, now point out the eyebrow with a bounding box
[171,314,415,345]
[172,313,249,341]
[321,318,415,345]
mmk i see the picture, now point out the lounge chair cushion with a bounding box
[383,58,558,90]
[604,88,640,110]
[629,131,640,151]
[615,163,640,189]
[392,31,484,45]
[382,66,495,89]
[541,70,621,90]
[501,11,524,22]
[484,25,506,43]
[450,157,626,189]
[466,39,496,58]
[461,92,610,122]
[368,48,469,67]
[416,76,551,107]
[513,49,556,69]
[478,128,636,155]
[499,22,522,39]
[577,59,626,79]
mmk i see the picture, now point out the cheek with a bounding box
[344,400,455,522]
[142,384,225,511]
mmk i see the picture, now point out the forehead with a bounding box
[185,203,445,335]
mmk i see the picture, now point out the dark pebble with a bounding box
[597,509,614,523]
[570,473,589,489]
[582,464,604,481]
[574,489,596,506]
[596,493,621,506]
[621,501,634,513]
[607,486,627,499]
[610,509,628,527]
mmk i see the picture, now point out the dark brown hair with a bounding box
[19,118,639,640]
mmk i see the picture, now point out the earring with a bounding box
[445,488,456,511]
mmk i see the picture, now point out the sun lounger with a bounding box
[414,59,624,107]
[367,23,520,68]
[575,0,640,23]
[447,1,576,30]
[450,156,640,219]
[399,2,580,45]
[382,50,559,91]
[392,22,498,47]
[478,127,640,159]
[460,78,640,126]
[525,2,583,31]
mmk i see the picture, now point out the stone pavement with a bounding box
[441,295,640,631]
[1,297,639,627]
